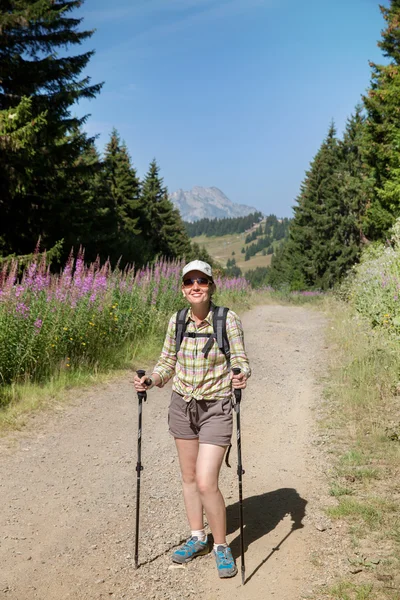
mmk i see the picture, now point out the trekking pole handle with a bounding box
[136,370,152,400]
[232,368,242,403]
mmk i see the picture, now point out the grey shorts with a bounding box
[168,391,233,447]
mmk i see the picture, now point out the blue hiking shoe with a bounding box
[172,536,209,564]
[214,545,238,578]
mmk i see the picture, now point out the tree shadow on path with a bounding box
[225,488,307,583]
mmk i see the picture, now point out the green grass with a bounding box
[327,498,383,529]
[329,484,354,497]
[327,581,375,600]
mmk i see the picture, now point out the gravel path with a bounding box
[0,304,340,600]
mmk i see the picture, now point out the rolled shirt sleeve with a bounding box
[152,314,178,386]
[227,311,251,379]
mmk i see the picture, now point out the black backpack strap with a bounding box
[201,306,230,364]
[175,308,189,354]
[202,332,217,358]
[214,306,231,366]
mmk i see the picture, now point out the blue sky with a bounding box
[74,0,388,218]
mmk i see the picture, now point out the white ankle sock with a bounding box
[213,542,228,550]
[191,529,207,542]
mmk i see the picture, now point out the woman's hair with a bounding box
[209,280,216,298]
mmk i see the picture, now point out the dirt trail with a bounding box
[0,305,339,600]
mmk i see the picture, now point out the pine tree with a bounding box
[270,124,341,289]
[327,108,370,281]
[139,160,191,260]
[362,0,400,238]
[96,129,142,266]
[0,0,102,256]
[271,118,369,290]
[0,97,48,253]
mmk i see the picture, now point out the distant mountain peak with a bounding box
[169,186,258,222]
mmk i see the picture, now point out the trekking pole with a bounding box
[232,367,246,585]
[134,369,151,569]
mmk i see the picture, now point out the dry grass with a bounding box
[192,233,272,273]
[315,298,400,599]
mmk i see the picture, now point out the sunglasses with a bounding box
[182,277,211,288]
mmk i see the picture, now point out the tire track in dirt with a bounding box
[0,305,333,600]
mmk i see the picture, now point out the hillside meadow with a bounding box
[191,233,272,273]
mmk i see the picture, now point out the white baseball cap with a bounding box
[182,260,213,279]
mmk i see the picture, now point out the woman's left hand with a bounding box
[230,370,247,389]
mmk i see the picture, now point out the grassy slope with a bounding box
[192,232,272,273]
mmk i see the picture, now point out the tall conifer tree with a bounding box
[329,108,370,280]
[363,0,400,238]
[270,124,341,289]
[140,160,191,260]
[0,0,102,255]
[96,129,142,266]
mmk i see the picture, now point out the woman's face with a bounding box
[181,270,214,306]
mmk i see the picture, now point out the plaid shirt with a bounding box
[152,304,251,402]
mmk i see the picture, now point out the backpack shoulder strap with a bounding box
[175,307,189,354]
[213,306,230,364]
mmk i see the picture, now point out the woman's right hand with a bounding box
[134,373,153,392]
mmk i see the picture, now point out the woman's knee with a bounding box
[181,469,196,485]
[196,475,218,495]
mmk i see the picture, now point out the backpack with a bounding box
[175,305,231,366]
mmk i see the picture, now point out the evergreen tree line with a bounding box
[242,217,290,261]
[244,218,290,244]
[184,212,263,238]
[0,1,210,269]
[245,267,271,289]
[269,1,400,291]
[243,236,274,261]
[225,257,242,278]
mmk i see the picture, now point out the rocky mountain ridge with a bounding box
[169,186,258,222]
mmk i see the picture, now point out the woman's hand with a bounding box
[133,373,151,392]
[230,370,247,389]
[133,372,162,392]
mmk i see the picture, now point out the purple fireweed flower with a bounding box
[15,284,25,298]
[72,252,86,296]
[152,285,159,305]
[23,261,37,288]
[16,302,30,318]
[93,274,108,293]
[34,318,43,330]
[3,260,18,295]
[60,251,74,290]
[32,273,50,293]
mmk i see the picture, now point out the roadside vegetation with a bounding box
[0,252,251,428]
[314,223,400,599]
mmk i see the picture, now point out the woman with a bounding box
[134,260,251,579]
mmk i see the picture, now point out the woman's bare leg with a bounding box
[175,438,204,531]
[195,443,227,544]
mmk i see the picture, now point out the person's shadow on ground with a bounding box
[223,488,307,583]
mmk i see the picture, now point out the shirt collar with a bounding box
[188,302,215,326]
